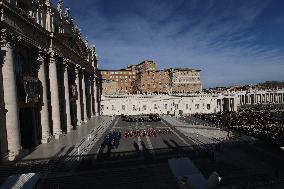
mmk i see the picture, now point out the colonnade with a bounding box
[238,92,284,106]
[217,97,236,112]
[0,45,99,160]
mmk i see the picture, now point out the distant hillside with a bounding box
[255,81,284,90]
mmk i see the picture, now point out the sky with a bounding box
[52,0,284,88]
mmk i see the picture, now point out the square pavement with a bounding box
[22,116,112,160]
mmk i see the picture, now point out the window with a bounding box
[164,104,168,109]
[122,105,125,110]
[186,104,189,110]
[195,104,199,109]
[154,104,158,109]
[112,105,115,110]
[175,104,178,109]
[143,105,147,110]
[133,105,136,111]
[207,104,210,110]
[101,105,104,110]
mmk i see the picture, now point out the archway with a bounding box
[14,46,40,149]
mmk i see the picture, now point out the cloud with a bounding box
[56,0,284,88]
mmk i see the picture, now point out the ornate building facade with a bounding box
[100,60,202,95]
[0,0,100,160]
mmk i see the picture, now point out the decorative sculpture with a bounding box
[84,37,88,47]
[57,0,63,18]
[64,7,70,20]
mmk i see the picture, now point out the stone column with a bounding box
[45,2,52,32]
[94,77,99,116]
[75,65,81,126]
[87,75,92,118]
[81,70,87,122]
[90,76,95,117]
[248,94,251,104]
[63,60,72,132]
[48,51,61,139]
[273,93,276,103]
[37,50,50,143]
[1,41,21,160]
[263,94,265,103]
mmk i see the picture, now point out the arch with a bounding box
[13,45,41,149]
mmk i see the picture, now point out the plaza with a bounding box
[0,113,284,188]
[1,0,284,188]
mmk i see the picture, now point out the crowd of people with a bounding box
[125,128,173,138]
[194,104,284,144]
[103,131,122,149]
[121,114,161,122]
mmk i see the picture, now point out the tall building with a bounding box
[0,0,99,160]
[100,69,137,95]
[134,60,156,72]
[169,68,202,94]
[134,69,170,94]
[100,61,201,95]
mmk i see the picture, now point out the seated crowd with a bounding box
[194,104,284,144]
[121,114,161,122]
[103,131,122,149]
[125,128,173,138]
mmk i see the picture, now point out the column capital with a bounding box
[36,49,45,69]
[90,75,95,82]
[0,29,22,48]
[48,49,57,64]
[75,64,81,75]
[37,49,45,63]
[63,58,71,70]
[0,29,8,48]
[75,64,81,70]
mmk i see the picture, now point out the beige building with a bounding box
[100,61,202,95]
[134,70,170,94]
[101,80,118,95]
[0,0,99,160]
[100,69,137,95]
[134,60,156,72]
[169,68,202,94]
